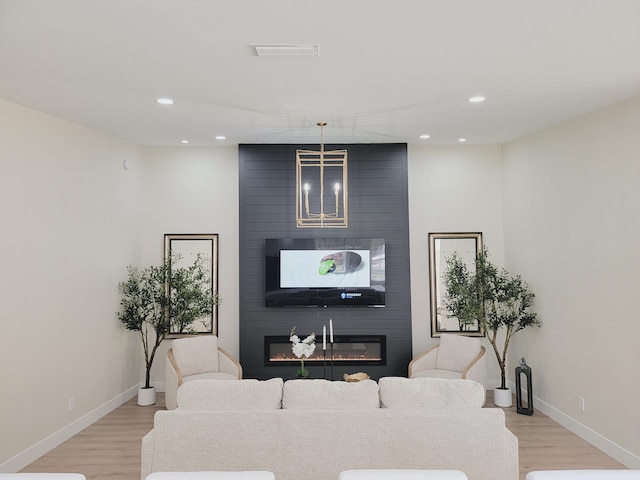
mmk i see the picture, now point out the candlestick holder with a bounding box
[323,349,327,380]
[330,343,334,380]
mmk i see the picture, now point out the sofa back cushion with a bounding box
[171,335,220,376]
[435,335,482,372]
[378,377,485,408]
[177,378,284,410]
[282,379,380,409]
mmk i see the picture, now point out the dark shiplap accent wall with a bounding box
[238,143,412,380]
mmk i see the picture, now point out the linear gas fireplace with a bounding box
[264,335,386,366]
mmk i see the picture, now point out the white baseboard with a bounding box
[0,385,139,473]
[507,380,640,469]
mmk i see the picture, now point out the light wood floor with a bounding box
[20,392,625,480]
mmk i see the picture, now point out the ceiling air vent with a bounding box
[250,44,319,57]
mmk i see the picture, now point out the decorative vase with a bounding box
[138,386,156,406]
[493,387,513,407]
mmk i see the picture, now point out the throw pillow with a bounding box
[435,335,481,373]
[171,335,220,376]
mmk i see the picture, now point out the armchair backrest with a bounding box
[435,335,482,373]
[171,335,221,376]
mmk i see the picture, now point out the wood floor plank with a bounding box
[20,392,627,480]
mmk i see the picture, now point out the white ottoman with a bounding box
[146,472,275,480]
[0,476,85,480]
[526,471,640,480]
[339,470,468,480]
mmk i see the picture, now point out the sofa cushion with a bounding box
[378,377,485,408]
[282,379,380,409]
[177,378,284,410]
[172,336,220,376]
[525,471,640,480]
[435,335,482,373]
[146,472,276,480]
[339,471,468,480]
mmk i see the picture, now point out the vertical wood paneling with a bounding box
[239,143,411,380]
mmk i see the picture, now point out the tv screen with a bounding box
[265,238,385,307]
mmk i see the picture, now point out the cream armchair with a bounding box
[165,335,242,410]
[408,334,486,386]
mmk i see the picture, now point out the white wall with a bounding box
[0,99,144,469]
[407,144,505,386]
[3,93,639,471]
[140,146,240,385]
[503,95,640,466]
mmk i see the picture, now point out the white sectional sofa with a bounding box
[525,471,640,479]
[141,377,518,480]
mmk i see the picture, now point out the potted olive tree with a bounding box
[443,248,540,407]
[117,254,217,405]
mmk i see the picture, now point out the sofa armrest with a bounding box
[164,348,181,410]
[408,345,438,377]
[505,428,519,480]
[219,346,242,378]
[141,430,154,480]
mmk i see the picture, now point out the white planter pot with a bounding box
[138,386,156,406]
[493,387,512,407]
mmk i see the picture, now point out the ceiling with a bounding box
[1,0,639,147]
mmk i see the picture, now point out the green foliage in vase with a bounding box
[443,248,540,389]
[117,254,218,389]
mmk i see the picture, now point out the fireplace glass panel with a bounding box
[264,335,386,366]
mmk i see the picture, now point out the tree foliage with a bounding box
[443,248,540,389]
[117,254,218,388]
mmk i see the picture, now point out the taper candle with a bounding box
[323,325,326,350]
[329,318,334,343]
[304,183,310,216]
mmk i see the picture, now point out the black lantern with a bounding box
[515,357,533,415]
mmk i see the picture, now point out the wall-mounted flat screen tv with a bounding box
[265,238,385,307]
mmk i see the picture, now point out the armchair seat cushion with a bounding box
[183,372,239,382]
[409,369,463,380]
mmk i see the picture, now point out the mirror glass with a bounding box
[164,234,219,336]
[428,232,483,337]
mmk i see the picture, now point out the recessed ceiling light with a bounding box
[468,96,486,103]
[419,134,431,139]
[181,140,189,144]
[458,138,467,143]
[156,97,174,105]
[215,135,226,140]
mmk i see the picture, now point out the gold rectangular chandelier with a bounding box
[296,122,348,228]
